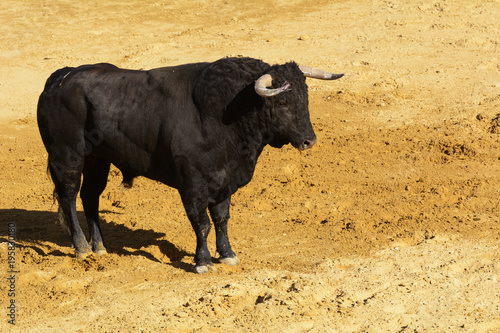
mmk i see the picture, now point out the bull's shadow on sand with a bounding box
[0,209,193,271]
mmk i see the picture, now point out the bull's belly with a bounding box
[92,140,177,188]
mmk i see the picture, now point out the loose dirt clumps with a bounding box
[1,1,499,332]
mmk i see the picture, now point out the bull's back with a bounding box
[41,63,119,92]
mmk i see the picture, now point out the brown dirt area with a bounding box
[1,0,500,332]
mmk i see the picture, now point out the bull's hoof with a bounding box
[94,248,107,256]
[92,242,107,255]
[75,250,92,260]
[219,256,240,266]
[194,264,217,274]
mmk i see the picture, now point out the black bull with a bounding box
[37,57,343,273]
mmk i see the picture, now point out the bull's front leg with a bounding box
[209,197,239,266]
[181,195,216,274]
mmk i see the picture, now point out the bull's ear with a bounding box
[223,83,264,125]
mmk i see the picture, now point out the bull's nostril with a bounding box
[301,137,317,150]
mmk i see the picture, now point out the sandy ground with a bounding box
[1,0,499,332]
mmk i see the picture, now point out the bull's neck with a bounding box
[232,108,271,161]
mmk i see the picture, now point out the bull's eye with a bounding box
[277,100,287,108]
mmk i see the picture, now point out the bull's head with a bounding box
[254,63,343,151]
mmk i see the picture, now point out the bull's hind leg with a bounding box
[80,157,110,255]
[49,155,92,258]
[209,197,239,266]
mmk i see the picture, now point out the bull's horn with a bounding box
[254,74,291,97]
[299,65,344,80]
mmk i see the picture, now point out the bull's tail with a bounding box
[42,67,75,91]
[56,200,71,236]
[51,188,70,235]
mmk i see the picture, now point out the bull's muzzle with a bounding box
[299,135,317,151]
